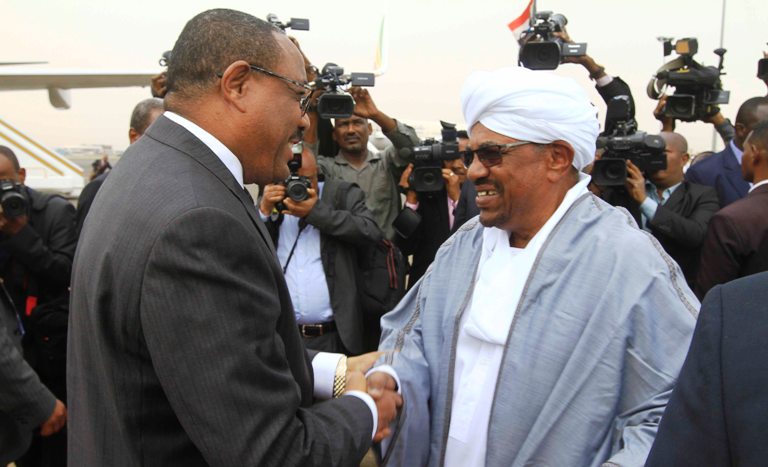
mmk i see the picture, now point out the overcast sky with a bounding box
[1,0,766,154]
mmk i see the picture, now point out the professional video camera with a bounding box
[647,37,729,122]
[592,97,666,186]
[312,63,375,119]
[266,13,309,32]
[275,143,311,212]
[0,179,27,218]
[518,11,587,70]
[400,121,461,193]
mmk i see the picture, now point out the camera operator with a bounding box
[0,145,75,467]
[622,132,719,287]
[317,87,419,240]
[685,96,768,207]
[555,28,635,119]
[259,145,383,355]
[396,155,467,289]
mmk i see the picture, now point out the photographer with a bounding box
[260,145,383,355]
[0,146,75,467]
[685,96,768,206]
[317,87,419,240]
[623,132,719,287]
[555,28,635,120]
[396,156,466,289]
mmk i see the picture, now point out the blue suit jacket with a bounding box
[685,144,749,207]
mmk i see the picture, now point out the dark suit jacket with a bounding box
[0,283,55,464]
[396,190,452,289]
[685,143,750,207]
[695,184,768,299]
[646,181,719,287]
[68,115,372,466]
[452,182,478,234]
[646,271,768,466]
[75,171,108,237]
[265,180,383,355]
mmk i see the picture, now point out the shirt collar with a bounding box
[729,139,744,165]
[164,111,244,188]
[749,179,768,193]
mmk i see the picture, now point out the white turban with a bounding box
[460,66,599,170]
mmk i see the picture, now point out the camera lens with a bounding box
[286,179,309,201]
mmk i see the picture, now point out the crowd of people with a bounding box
[2,7,768,467]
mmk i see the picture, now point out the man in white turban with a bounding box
[368,66,698,467]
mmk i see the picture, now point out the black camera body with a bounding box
[314,63,375,119]
[402,122,461,193]
[275,145,311,212]
[0,179,27,218]
[518,12,586,71]
[758,58,768,80]
[648,38,729,122]
[266,13,309,32]
[592,97,666,186]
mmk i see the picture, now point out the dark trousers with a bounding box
[302,330,348,354]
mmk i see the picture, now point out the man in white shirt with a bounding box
[368,66,698,467]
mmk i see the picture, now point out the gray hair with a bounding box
[129,98,164,134]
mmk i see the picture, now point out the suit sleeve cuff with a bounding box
[639,197,658,220]
[311,352,344,400]
[366,365,402,394]
[343,390,378,439]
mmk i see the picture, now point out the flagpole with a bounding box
[712,0,727,151]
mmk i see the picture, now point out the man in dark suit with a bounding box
[623,132,719,287]
[68,9,399,466]
[1,283,66,465]
[260,145,383,355]
[395,156,466,288]
[686,96,768,207]
[646,271,768,466]
[696,119,768,299]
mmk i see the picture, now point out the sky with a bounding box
[1,0,766,155]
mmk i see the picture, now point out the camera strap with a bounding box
[281,219,308,274]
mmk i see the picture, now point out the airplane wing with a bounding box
[0,68,158,108]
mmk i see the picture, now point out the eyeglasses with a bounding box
[461,141,535,168]
[218,64,315,116]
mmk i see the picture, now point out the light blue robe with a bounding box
[377,193,698,467]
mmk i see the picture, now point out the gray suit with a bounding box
[1,285,55,464]
[68,115,372,466]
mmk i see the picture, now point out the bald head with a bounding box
[734,96,768,149]
[660,132,688,154]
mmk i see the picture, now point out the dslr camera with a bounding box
[266,13,309,32]
[518,11,587,70]
[275,143,312,212]
[313,63,375,119]
[592,97,666,186]
[400,121,461,193]
[647,38,730,122]
[0,179,27,218]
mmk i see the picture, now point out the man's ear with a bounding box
[18,167,26,184]
[547,140,576,180]
[128,128,140,144]
[682,152,691,165]
[367,123,373,136]
[219,60,254,112]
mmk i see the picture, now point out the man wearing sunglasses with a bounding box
[68,9,401,466]
[368,66,698,466]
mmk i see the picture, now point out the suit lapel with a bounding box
[721,145,750,198]
[145,116,277,257]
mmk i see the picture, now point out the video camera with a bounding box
[647,38,730,122]
[592,97,666,186]
[518,12,587,70]
[275,143,311,212]
[266,13,309,32]
[312,63,375,119]
[758,43,768,80]
[0,179,27,218]
[400,121,461,193]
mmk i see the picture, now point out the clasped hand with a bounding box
[259,183,317,218]
[345,351,403,443]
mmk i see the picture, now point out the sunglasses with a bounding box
[461,141,535,168]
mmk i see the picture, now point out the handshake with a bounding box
[345,351,403,442]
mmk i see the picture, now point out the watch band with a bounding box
[332,356,347,398]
